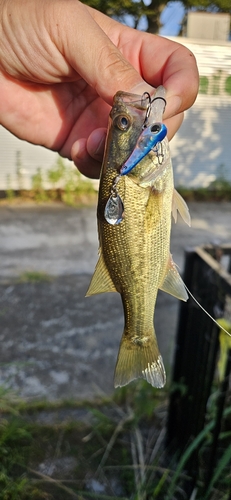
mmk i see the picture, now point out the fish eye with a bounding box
[114,114,131,131]
[150,123,161,133]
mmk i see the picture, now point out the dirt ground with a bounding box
[0,201,230,401]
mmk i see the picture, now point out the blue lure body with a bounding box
[120,122,167,176]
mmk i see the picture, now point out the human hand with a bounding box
[0,0,199,178]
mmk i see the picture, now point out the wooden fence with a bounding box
[167,244,231,494]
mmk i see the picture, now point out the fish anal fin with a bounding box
[86,251,117,296]
[159,255,188,301]
[172,188,191,226]
[114,332,166,389]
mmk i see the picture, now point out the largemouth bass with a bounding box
[86,87,190,388]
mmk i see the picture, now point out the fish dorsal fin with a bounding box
[85,250,117,297]
[172,189,191,226]
[159,255,188,301]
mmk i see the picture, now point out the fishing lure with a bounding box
[120,122,167,176]
[120,93,167,176]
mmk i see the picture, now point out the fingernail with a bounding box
[71,139,86,160]
[93,132,106,157]
[88,129,107,158]
[130,81,155,97]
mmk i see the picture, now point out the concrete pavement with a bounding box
[0,201,230,400]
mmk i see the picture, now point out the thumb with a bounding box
[60,2,152,103]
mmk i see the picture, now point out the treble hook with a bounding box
[142,92,167,129]
[151,96,167,111]
[142,92,152,128]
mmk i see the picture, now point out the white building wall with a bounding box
[169,37,231,187]
[0,126,72,190]
[0,36,231,190]
[171,94,231,187]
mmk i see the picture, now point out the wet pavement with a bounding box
[0,202,230,401]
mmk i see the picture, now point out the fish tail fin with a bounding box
[114,331,166,389]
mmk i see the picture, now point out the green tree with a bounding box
[82,0,231,34]
[82,0,166,32]
[182,0,230,12]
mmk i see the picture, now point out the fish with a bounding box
[86,86,190,389]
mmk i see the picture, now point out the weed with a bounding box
[18,271,53,283]
[61,167,96,206]
[0,307,8,317]
[31,169,48,203]
[47,157,66,201]
[2,156,97,206]
[47,158,66,188]
[47,156,96,206]
[177,164,231,202]
[0,381,230,499]
[0,393,32,499]
[6,174,15,201]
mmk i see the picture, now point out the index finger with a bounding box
[109,26,199,118]
[89,9,199,116]
[138,35,199,118]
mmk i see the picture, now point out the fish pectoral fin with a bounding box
[85,251,117,296]
[172,189,191,226]
[114,331,166,389]
[139,161,167,187]
[159,255,188,301]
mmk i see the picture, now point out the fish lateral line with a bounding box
[184,284,231,338]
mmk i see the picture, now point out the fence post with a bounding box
[166,244,231,496]
[166,247,229,479]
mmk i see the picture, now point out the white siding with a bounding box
[186,12,230,41]
[168,37,231,187]
[0,126,72,190]
[0,36,231,189]
[171,94,231,187]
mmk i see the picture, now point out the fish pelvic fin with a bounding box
[172,189,191,226]
[114,331,166,389]
[86,250,117,297]
[159,255,188,302]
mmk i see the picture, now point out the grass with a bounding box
[177,164,231,202]
[17,272,53,284]
[0,380,230,500]
[177,185,231,202]
[2,157,98,208]
[2,158,231,207]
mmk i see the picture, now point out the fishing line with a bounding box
[184,284,231,338]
